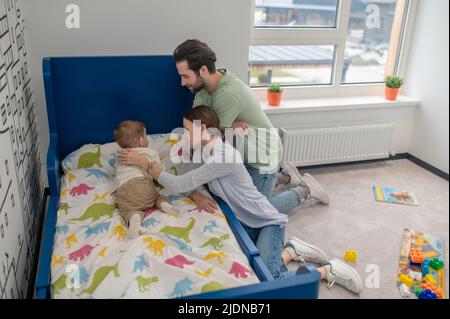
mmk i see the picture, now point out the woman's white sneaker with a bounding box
[284,237,329,265]
[303,173,330,205]
[323,259,363,294]
[281,163,308,187]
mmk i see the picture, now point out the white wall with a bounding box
[21,0,253,182]
[403,0,449,174]
[0,0,44,299]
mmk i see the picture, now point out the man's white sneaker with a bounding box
[284,237,329,265]
[281,163,308,187]
[303,173,330,205]
[324,259,363,294]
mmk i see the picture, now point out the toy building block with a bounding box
[421,282,445,299]
[429,257,444,271]
[415,288,423,297]
[399,284,410,298]
[418,289,438,299]
[399,274,413,287]
[407,270,422,281]
[424,274,437,286]
[409,248,424,265]
[344,250,357,263]
[422,259,430,277]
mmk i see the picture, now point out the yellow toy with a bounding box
[344,250,357,263]
[423,274,437,286]
[399,273,413,287]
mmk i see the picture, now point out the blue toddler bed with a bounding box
[35,55,320,299]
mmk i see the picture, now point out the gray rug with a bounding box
[279,159,449,299]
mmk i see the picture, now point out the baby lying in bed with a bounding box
[112,120,180,238]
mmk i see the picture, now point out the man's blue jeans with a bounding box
[242,223,296,279]
[245,164,301,215]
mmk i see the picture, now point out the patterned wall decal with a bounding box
[0,0,43,299]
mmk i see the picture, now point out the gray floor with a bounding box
[279,159,449,299]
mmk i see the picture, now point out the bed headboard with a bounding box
[43,55,193,195]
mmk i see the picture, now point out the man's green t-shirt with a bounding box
[193,69,283,173]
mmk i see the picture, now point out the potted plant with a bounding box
[385,76,405,101]
[267,82,283,107]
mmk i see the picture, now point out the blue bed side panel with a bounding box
[36,55,320,299]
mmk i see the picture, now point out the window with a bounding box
[249,45,337,86]
[250,0,413,93]
[254,0,339,28]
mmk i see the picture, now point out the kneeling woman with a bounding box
[118,106,363,295]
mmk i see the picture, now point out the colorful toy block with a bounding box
[399,274,414,287]
[415,288,423,297]
[422,259,430,277]
[418,289,438,299]
[399,284,410,298]
[407,270,422,281]
[409,248,424,265]
[429,257,444,271]
[421,282,445,299]
[344,250,357,263]
[423,274,437,286]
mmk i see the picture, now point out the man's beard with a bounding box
[189,77,206,93]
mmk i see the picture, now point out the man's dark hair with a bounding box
[173,39,217,74]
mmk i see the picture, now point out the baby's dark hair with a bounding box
[114,120,146,148]
[184,105,225,141]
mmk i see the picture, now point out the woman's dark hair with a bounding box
[173,39,217,74]
[184,105,225,141]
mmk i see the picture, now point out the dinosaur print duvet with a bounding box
[51,136,260,299]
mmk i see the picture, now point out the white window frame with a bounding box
[249,0,418,100]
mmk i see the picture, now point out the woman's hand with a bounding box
[232,120,250,135]
[148,161,163,180]
[189,191,218,214]
[117,149,148,169]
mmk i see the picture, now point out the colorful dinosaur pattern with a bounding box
[136,276,159,292]
[201,220,218,234]
[68,244,97,262]
[69,203,116,222]
[82,222,111,238]
[164,255,195,269]
[168,278,194,298]
[228,262,253,279]
[77,145,103,169]
[195,267,214,278]
[69,183,94,196]
[55,224,69,235]
[203,252,227,264]
[142,216,159,228]
[58,202,70,215]
[111,225,127,240]
[200,234,230,250]
[86,168,110,179]
[201,281,228,293]
[132,255,149,273]
[78,263,120,296]
[65,234,78,249]
[165,235,192,251]
[143,236,167,256]
[159,217,195,243]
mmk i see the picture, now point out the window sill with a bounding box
[261,95,421,115]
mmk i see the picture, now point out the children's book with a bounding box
[372,186,419,206]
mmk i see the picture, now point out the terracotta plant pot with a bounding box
[267,91,283,107]
[385,87,400,101]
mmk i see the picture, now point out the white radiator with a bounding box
[280,122,395,167]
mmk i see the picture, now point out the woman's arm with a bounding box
[157,162,234,194]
